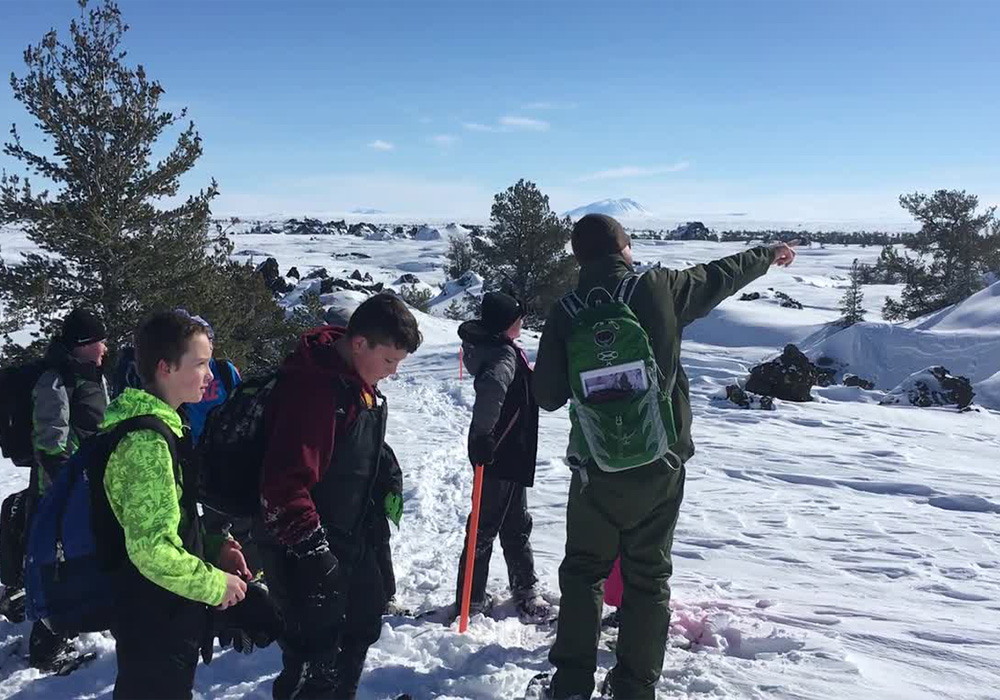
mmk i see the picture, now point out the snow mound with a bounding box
[907,281,1000,334]
[279,278,323,309]
[975,369,1000,410]
[320,290,369,326]
[436,271,482,299]
[365,227,397,241]
[427,271,484,315]
[443,223,471,238]
[801,283,1000,393]
[414,225,444,241]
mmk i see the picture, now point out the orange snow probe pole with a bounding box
[459,463,485,633]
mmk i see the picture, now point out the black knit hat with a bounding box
[571,214,631,262]
[61,308,107,347]
[481,292,524,334]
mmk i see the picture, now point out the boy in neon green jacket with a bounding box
[101,310,249,700]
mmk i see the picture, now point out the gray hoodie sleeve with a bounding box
[32,370,72,479]
[469,345,517,439]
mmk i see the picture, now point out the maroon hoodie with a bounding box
[260,326,374,547]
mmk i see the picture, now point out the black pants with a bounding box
[455,477,537,609]
[262,536,388,700]
[371,515,396,602]
[111,569,208,700]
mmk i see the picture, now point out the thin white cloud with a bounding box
[462,122,499,133]
[429,134,459,147]
[576,162,691,182]
[368,140,395,151]
[463,116,550,133]
[499,116,550,131]
[522,101,578,110]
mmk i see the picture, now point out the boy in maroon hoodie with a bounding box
[257,294,421,700]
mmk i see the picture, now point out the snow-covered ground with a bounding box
[1,231,998,700]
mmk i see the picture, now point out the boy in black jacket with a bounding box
[455,292,548,623]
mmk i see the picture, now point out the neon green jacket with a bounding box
[101,388,227,606]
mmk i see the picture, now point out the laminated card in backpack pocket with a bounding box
[562,274,678,472]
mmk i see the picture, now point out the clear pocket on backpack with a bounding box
[574,361,675,472]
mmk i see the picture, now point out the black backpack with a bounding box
[196,371,280,518]
[0,360,56,468]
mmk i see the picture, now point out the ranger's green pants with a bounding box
[549,461,685,700]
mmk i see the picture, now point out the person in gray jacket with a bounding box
[29,307,110,669]
[454,292,548,623]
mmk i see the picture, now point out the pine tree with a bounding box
[446,234,475,280]
[399,285,433,313]
[444,297,467,321]
[0,0,293,370]
[469,179,576,325]
[839,259,866,327]
[881,190,1000,320]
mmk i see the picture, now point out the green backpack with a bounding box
[560,274,677,472]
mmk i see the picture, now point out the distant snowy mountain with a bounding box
[564,198,648,219]
[351,208,386,215]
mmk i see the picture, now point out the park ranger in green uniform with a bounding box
[533,213,796,699]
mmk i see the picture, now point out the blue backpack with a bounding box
[24,415,178,635]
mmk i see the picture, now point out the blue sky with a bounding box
[1,0,998,223]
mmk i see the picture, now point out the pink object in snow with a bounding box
[604,556,623,607]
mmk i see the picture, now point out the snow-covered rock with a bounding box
[880,366,976,409]
[364,226,395,241]
[414,225,444,241]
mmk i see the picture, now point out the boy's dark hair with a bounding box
[346,293,422,353]
[135,310,211,385]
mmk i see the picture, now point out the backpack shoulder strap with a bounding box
[215,360,236,396]
[100,415,203,561]
[614,273,642,306]
[109,415,180,483]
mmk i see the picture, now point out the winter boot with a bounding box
[383,596,414,617]
[467,592,494,617]
[273,658,339,700]
[28,622,73,671]
[524,672,588,700]
[514,591,552,624]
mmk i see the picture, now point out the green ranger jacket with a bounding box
[533,247,775,469]
[102,388,227,606]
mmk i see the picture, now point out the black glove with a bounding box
[290,528,343,616]
[215,580,285,655]
[469,434,496,466]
